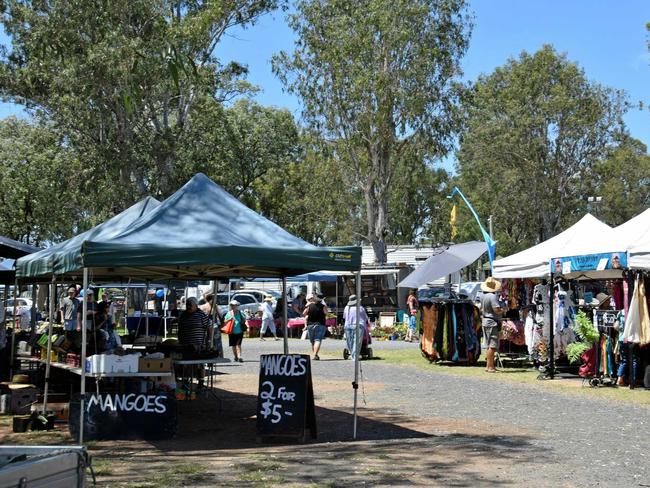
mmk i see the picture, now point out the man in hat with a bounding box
[480,277,503,373]
[259,295,279,341]
[343,295,368,360]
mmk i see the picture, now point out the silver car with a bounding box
[215,292,263,317]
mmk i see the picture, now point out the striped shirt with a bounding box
[179,310,210,349]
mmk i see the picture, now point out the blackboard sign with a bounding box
[593,309,619,331]
[69,390,177,441]
[256,354,316,441]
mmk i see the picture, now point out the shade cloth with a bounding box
[397,241,486,288]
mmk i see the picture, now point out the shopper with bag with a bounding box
[222,300,248,362]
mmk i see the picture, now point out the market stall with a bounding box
[14,173,363,442]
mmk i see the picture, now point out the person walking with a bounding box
[480,277,503,373]
[405,289,419,342]
[343,295,368,360]
[223,300,247,362]
[260,294,279,340]
[303,293,328,360]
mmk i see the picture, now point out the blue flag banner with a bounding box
[551,252,627,275]
[448,187,497,271]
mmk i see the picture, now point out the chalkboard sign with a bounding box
[69,390,177,441]
[593,309,619,332]
[256,354,316,441]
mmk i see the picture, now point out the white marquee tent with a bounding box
[493,214,625,279]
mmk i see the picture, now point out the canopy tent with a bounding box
[51,173,361,280]
[0,236,40,260]
[492,214,616,279]
[617,208,650,269]
[397,241,486,289]
[17,197,161,281]
[0,259,15,283]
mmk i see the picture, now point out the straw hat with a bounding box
[1,374,36,390]
[480,277,502,293]
[263,295,273,302]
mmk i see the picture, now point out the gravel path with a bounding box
[228,337,650,487]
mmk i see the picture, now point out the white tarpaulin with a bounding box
[618,208,650,269]
[493,214,620,279]
[397,241,486,288]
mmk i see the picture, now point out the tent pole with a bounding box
[9,278,18,378]
[210,280,219,354]
[79,267,88,444]
[353,271,361,440]
[43,276,56,413]
[548,272,555,379]
[145,280,150,337]
[163,285,168,340]
[282,275,288,355]
[30,283,36,334]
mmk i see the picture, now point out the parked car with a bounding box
[5,298,34,316]
[215,292,263,317]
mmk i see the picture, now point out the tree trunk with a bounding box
[364,177,388,264]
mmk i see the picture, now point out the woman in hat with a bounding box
[343,295,368,360]
[224,300,248,362]
[480,277,503,373]
[303,293,329,360]
[259,295,279,341]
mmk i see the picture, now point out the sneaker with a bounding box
[238,357,244,363]
[313,355,320,360]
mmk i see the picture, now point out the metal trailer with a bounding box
[0,446,89,488]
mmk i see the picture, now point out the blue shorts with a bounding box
[408,315,417,331]
[64,319,77,331]
[307,323,326,343]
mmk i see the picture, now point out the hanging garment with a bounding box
[533,283,550,327]
[524,313,535,355]
[420,304,438,361]
[623,278,647,344]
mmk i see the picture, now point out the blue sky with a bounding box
[2,0,650,169]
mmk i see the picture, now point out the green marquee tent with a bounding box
[17,197,160,281]
[17,173,361,281]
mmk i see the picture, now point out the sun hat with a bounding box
[347,294,358,306]
[263,295,273,302]
[480,277,502,293]
[229,300,240,306]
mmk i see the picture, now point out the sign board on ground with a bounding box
[256,354,316,441]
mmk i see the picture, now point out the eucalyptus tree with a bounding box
[274,0,472,262]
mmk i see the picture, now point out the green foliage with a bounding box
[274,0,472,261]
[567,310,599,364]
[0,117,91,245]
[456,45,628,255]
[591,137,650,226]
[573,310,600,344]
[0,0,281,204]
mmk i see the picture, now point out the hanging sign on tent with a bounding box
[256,354,316,441]
[551,252,627,275]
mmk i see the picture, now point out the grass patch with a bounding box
[236,457,285,487]
[92,459,113,476]
[376,347,650,406]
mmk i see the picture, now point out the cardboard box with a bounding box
[138,357,172,373]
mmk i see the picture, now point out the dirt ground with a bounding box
[1,371,560,488]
